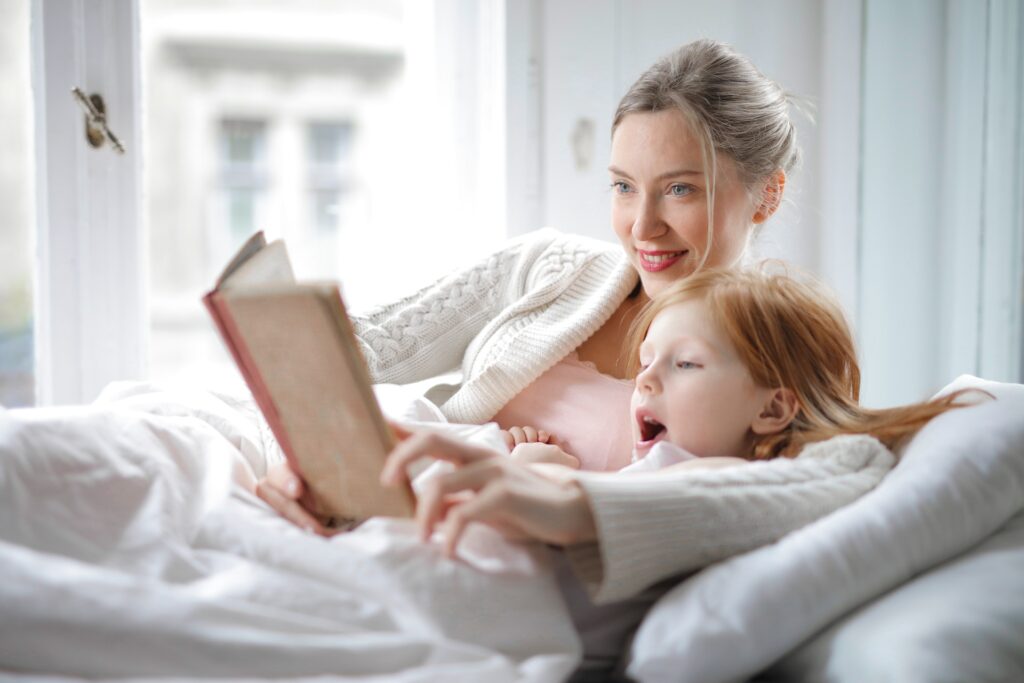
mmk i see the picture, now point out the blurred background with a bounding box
[2,0,1022,409]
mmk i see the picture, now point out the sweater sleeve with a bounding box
[564,434,896,604]
[349,230,557,385]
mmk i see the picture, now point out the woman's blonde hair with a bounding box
[613,39,804,269]
[628,267,974,459]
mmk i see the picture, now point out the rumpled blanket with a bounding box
[0,383,581,682]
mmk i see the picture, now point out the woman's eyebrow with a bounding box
[608,166,703,181]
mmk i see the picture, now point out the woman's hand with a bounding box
[380,429,598,557]
[255,461,338,536]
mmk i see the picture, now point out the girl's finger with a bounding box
[522,426,539,443]
[537,430,550,443]
[508,426,526,446]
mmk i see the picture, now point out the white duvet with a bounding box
[2,377,1022,683]
[0,383,581,682]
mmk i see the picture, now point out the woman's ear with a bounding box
[751,387,799,435]
[752,170,786,225]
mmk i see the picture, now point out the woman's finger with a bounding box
[440,483,520,557]
[441,483,510,557]
[264,461,303,500]
[416,459,504,540]
[522,426,539,443]
[387,419,413,441]
[256,478,329,536]
[381,430,500,485]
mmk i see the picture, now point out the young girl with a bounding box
[502,266,972,474]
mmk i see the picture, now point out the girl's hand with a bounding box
[499,425,557,451]
[510,442,581,469]
[380,429,598,557]
[255,461,337,536]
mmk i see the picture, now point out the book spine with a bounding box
[203,292,298,470]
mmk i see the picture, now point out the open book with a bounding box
[203,232,415,525]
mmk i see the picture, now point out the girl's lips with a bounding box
[637,249,687,273]
[634,429,667,457]
[634,409,667,455]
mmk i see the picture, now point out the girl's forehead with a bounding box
[647,299,716,342]
[644,297,738,360]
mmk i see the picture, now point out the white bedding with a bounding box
[0,383,580,682]
[2,377,1022,683]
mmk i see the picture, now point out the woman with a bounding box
[258,36,798,524]
[258,39,806,599]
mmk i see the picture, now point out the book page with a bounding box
[217,236,296,291]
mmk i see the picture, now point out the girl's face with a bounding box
[631,299,771,459]
[610,110,757,297]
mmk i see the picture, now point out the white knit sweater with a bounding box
[351,228,638,424]
[567,434,895,603]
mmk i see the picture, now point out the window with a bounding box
[220,119,268,240]
[0,0,34,407]
[307,121,353,235]
[142,0,409,388]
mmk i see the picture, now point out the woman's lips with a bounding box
[637,249,687,273]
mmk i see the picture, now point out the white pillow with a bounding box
[763,508,1024,682]
[627,376,1024,683]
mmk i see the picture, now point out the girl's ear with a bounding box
[752,170,786,224]
[751,387,799,435]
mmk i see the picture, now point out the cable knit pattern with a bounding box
[350,228,639,424]
[566,434,896,604]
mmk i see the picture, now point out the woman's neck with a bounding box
[575,290,648,379]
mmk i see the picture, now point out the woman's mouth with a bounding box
[638,250,687,272]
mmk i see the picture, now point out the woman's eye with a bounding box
[668,184,693,197]
[611,181,633,194]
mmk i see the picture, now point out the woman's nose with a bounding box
[632,194,666,241]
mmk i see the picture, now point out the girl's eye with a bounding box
[668,184,694,197]
[611,181,633,194]
[676,360,700,370]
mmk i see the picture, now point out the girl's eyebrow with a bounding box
[608,166,703,181]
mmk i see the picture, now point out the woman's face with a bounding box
[610,109,757,297]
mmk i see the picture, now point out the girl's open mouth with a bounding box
[636,413,667,451]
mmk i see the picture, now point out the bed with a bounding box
[1,375,1022,682]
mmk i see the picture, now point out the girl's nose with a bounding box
[631,194,666,242]
[636,364,660,394]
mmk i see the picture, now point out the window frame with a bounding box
[32,0,145,405]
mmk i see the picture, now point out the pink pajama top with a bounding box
[492,351,634,472]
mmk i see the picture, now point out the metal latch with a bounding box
[71,87,126,154]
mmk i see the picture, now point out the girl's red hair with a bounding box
[629,267,976,459]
